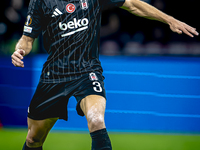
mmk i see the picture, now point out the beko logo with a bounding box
[59,18,89,37]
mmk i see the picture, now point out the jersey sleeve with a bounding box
[101,0,125,10]
[23,0,44,38]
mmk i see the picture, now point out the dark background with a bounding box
[0,0,199,56]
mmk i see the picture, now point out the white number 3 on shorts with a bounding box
[92,81,102,92]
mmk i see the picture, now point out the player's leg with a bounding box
[23,81,69,149]
[80,95,112,150]
[22,117,58,150]
[80,95,106,132]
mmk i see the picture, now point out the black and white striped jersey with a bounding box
[23,0,125,83]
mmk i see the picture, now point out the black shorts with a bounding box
[28,72,106,121]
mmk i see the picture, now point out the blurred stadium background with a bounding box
[0,0,200,149]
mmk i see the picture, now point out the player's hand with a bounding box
[11,49,25,68]
[169,17,199,37]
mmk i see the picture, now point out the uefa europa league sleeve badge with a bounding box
[80,0,88,10]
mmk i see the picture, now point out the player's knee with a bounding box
[87,110,105,130]
[26,135,44,148]
[88,115,105,131]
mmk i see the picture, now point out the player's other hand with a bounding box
[11,49,25,68]
[169,17,199,37]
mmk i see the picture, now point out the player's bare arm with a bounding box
[11,35,34,68]
[121,0,199,37]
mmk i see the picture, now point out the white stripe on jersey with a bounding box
[52,8,63,17]
[61,26,88,37]
[55,8,62,14]
[53,11,59,16]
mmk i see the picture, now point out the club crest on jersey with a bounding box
[80,0,88,10]
[66,3,76,13]
[89,72,98,81]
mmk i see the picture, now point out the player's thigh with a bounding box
[80,95,106,121]
[27,117,58,142]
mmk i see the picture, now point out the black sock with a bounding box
[22,142,43,150]
[90,128,112,150]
